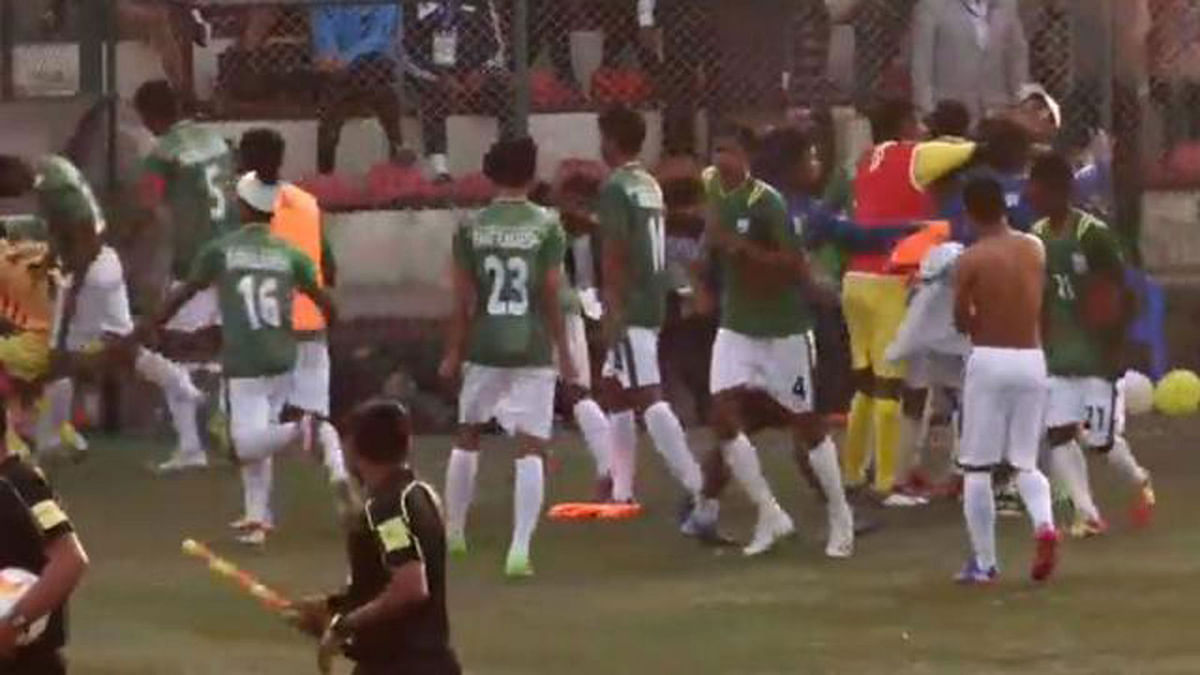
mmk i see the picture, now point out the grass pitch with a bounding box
[51,416,1200,674]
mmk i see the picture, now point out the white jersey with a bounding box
[51,245,134,351]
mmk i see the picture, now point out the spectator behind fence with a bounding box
[911,0,1029,123]
[404,0,509,183]
[312,4,407,175]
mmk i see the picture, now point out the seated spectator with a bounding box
[312,4,406,175]
[404,0,509,182]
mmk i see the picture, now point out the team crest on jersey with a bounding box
[1071,252,1088,275]
[736,218,750,234]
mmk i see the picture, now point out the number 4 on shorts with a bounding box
[792,375,807,398]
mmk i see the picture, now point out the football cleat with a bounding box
[1131,479,1156,529]
[1031,526,1060,582]
[593,474,614,503]
[504,551,534,579]
[955,558,999,585]
[155,451,209,475]
[825,508,855,559]
[1068,515,1109,539]
[882,492,928,508]
[235,523,269,547]
[742,506,795,557]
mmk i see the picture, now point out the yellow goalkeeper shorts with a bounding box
[0,330,50,383]
[841,272,908,381]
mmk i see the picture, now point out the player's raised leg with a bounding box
[1045,379,1105,537]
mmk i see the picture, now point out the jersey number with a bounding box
[236,275,281,330]
[648,214,666,273]
[484,255,529,317]
[1084,405,1107,433]
[1052,273,1075,301]
[204,164,227,221]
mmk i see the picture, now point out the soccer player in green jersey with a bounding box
[1027,155,1155,538]
[439,138,573,578]
[142,171,349,547]
[133,80,238,474]
[592,106,704,509]
[683,124,855,558]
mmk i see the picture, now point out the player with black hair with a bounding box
[1027,154,1154,538]
[0,399,90,674]
[952,175,1059,584]
[288,399,460,674]
[585,104,705,509]
[682,123,856,557]
[440,137,573,577]
[133,79,239,474]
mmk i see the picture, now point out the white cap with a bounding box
[1018,83,1062,129]
[236,171,279,214]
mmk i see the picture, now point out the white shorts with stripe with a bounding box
[1045,376,1119,448]
[458,363,557,440]
[709,328,816,414]
[602,326,661,390]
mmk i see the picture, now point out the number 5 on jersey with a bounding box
[237,274,281,330]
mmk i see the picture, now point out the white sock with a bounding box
[722,434,777,513]
[643,401,702,498]
[610,410,638,502]
[241,458,274,526]
[317,421,348,482]
[511,455,544,560]
[35,378,73,450]
[1015,468,1054,532]
[896,413,922,482]
[962,471,997,569]
[233,422,301,462]
[135,347,203,402]
[1107,435,1149,486]
[166,391,203,458]
[444,448,479,538]
[572,398,613,478]
[808,437,853,524]
[1051,441,1100,521]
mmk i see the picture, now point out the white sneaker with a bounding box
[882,493,928,508]
[825,508,855,559]
[229,517,273,533]
[155,452,209,474]
[235,527,267,547]
[742,506,795,557]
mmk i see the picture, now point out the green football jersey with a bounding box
[190,223,319,378]
[453,198,566,368]
[1033,209,1124,377]
[596,162,668,330]
[143,121,239,279]
[34,155,103,231]
[703,167,812,338]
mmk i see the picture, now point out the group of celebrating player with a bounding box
[0,78,1157,589]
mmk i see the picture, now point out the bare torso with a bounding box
[955,230,1045,349]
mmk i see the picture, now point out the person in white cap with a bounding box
[137,170,351,547]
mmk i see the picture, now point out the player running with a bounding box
[139,171,349,547]
[592,105,703,507]
[133,80,239,474]
[683,124,855,558]
[953,177,1058,583]
[439,138,573,578]
[1027,155,1155,537]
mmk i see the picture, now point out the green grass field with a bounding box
[49,415,1200,674]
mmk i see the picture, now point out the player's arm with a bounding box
[138,242,218,339]
[805,206,920,253]
[441,225,475,379]
[1080,224,1124,281]
[541,226,574,382]
[596,183,630,340]
[913,141,978,189]
[320,227,337,288]
[953,253,977,336]
[0,477,88,656]
[740,197,812,284]
[293,248,338,326]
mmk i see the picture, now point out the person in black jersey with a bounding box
[0,401,90,674]
[290,399,460,675]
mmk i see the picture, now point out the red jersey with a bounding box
[851,142,933,274]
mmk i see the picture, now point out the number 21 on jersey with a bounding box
[237,274,281,330]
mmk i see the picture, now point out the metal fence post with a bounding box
[79,0,106,95]
[512,0,530,138]
[105,0,119,194]
[0,0,13,101]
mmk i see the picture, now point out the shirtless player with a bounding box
[953,177,1059,584]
